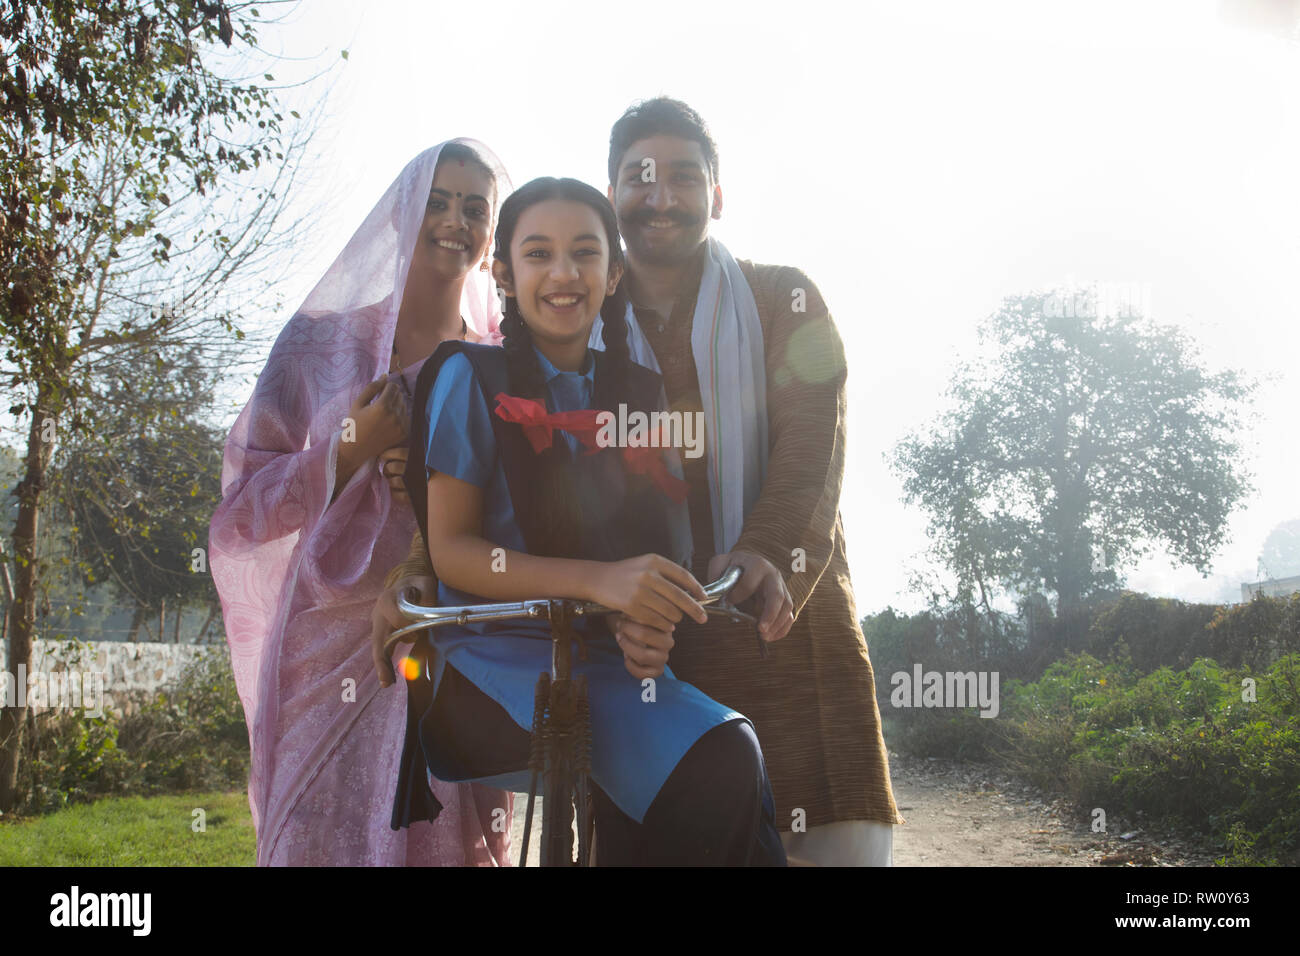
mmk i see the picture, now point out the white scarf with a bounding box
[590,236,768,554]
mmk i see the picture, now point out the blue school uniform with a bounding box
[403,342,744,825]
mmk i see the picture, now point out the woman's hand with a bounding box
[347,376,410,455]
[587,554,708,631]
[336,377,411,498]
[378,445,409,505]
[371,574,435,687]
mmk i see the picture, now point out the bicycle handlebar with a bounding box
[384,565,748,655]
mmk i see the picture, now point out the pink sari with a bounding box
[210,141,514,865]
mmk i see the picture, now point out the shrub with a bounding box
[898,651,1300,865]
[11,648,248,818]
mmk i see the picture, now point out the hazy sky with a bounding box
[237,0,1300,612]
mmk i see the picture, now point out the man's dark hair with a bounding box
[607,97,719,187]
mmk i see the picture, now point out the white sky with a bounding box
[242,0,1300,612]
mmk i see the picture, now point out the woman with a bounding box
[389,177,786,865]
[210,140,514,866]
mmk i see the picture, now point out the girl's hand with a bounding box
[378,445,409,505]
[608,613,675,680]
[588,554,708,631]
[371,575,434,687]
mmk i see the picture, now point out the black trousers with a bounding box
[403,658,786,866]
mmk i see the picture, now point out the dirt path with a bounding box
[509,753,1221,866]
[888,752,1220,866]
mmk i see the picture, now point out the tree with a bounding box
[891,287,1255,622]
[0,0,318,811]
[1258,519,1300,581]
[52,343,225,642]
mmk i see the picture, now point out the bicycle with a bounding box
[383,565,764,866]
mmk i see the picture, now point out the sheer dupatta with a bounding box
[209,140,513,865]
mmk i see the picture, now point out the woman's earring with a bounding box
[480,256,490,272]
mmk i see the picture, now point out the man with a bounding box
[596,97,904,865]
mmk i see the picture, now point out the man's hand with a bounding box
[371,574,434,687]
[378,445,409,506]
[707,550,794,643]
[607,613,675,680]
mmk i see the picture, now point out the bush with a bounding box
[864,603,1030,685]
[12,648,249,818]
[1208,592,1300,670]
[1086,593,1219,672]
[891,650,1300,865]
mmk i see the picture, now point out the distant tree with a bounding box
[51,344,225,642]
[891,287,1256,621]
[1258,518,1300,580]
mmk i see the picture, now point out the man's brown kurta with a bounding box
[631,249,904,830]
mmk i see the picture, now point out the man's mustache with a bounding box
[627,210,698,227]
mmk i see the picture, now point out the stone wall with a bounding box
[1241,575,1300,602]
[0,638,223,717]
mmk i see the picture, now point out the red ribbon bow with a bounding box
[492,392,689,504]
[492,392,604,453]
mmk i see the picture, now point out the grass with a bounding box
[0,790,255,866]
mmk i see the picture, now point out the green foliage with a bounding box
[2,1,283,386]
[890,288,1255,614]
[0,0,317,811]
[20,712,122,814]
[864,603,1030,681]
[1086,592,1220,672]
[1207,592,1300,670]
[875,592,1300,863]
[13,649,248,816]
[50,345,225,623]
[884,648,1300,865]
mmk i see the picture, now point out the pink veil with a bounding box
[210,140,513,865]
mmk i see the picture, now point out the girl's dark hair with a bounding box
[491,177,632,558]
[493,177,631,400]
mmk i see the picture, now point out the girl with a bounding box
[392,177,786,865]
[210,140,516,866]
